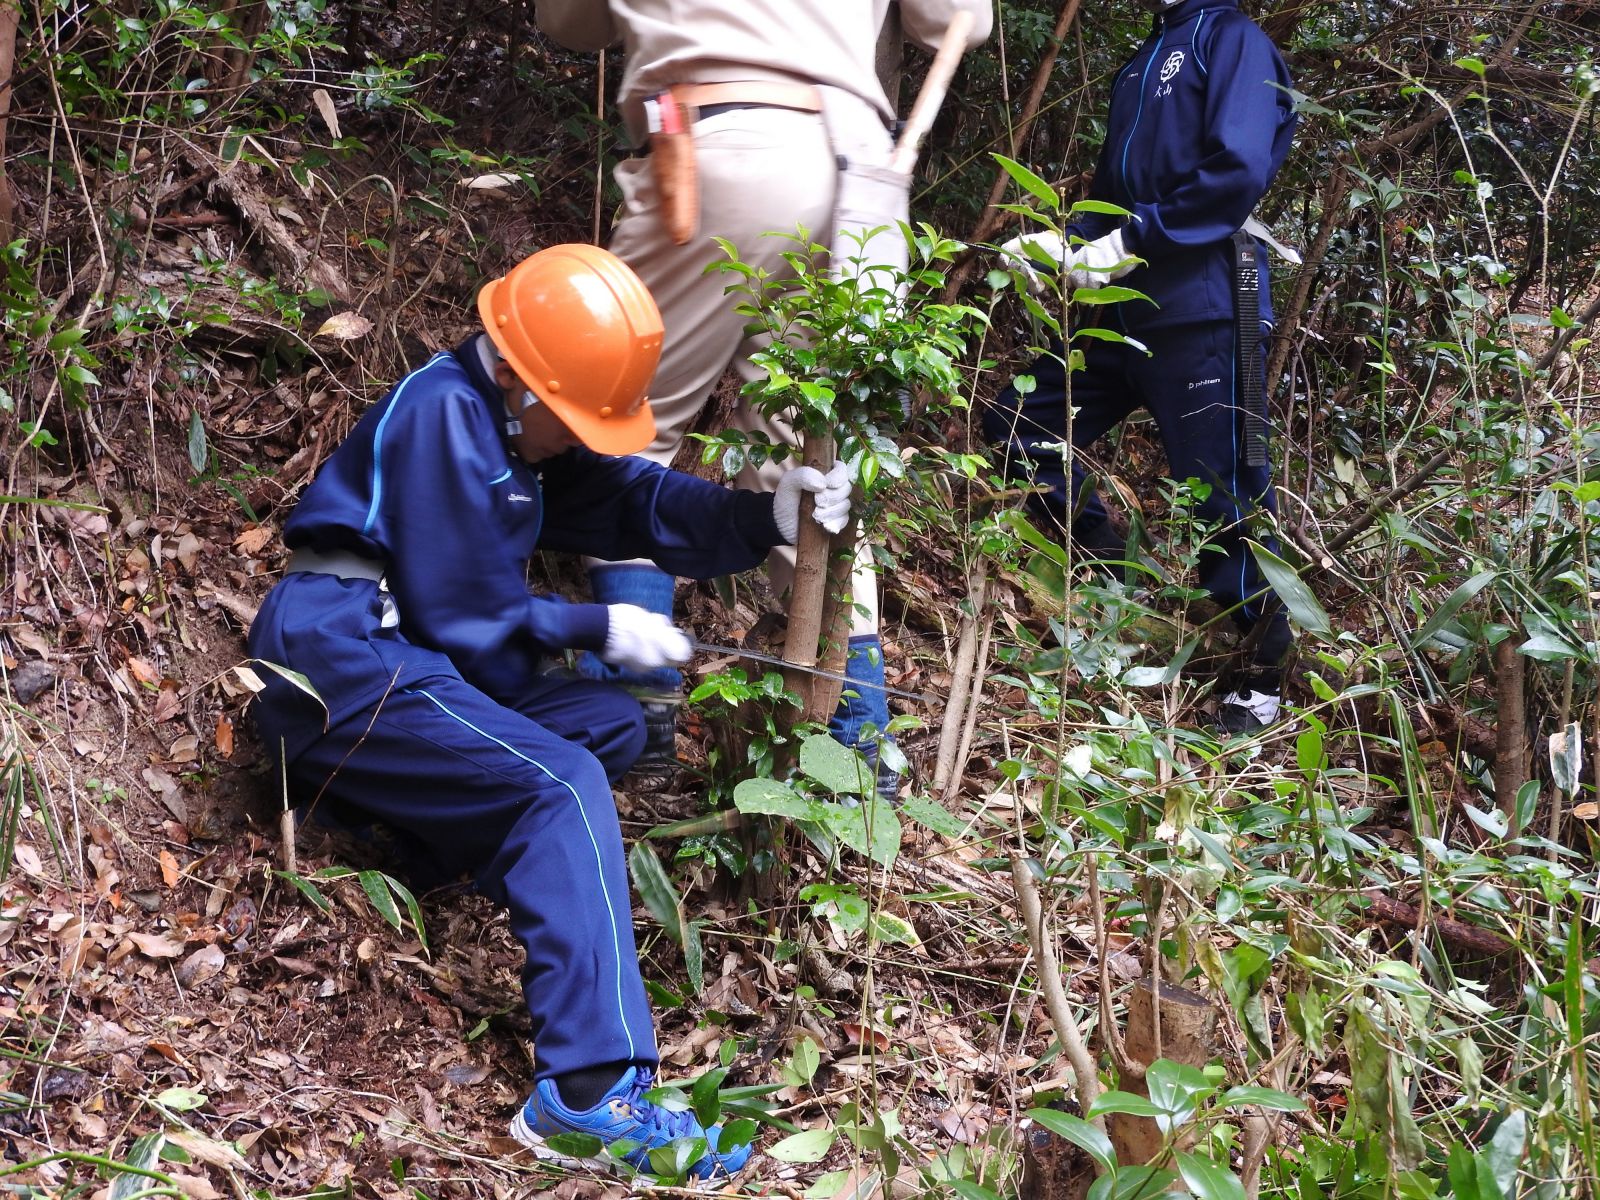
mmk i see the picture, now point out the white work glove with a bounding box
[600,604,692,673]
[772,461,853,544]
[1000,227,1138,292]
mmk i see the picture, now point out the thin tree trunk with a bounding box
[782,432,835,722]
[1494,636,1529,830]
[933,562,988,791]
[0,0,19,241]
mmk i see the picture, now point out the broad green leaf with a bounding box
[783,1036,822,1087]
[1217,1086,1307,1112]
[899,793,966,839]
[1176,1150,1247,1200]
[1027,1108,1115,1171]
[1087,1090,1166,1119]
[1068,199,1135,218]
[1518,633,1581,662]
[382,873,429,952]
[733,777,828,821]
[950,1183,1003,1200]
[799,733,873,795]
[628,841,686,946]
[358,869,402,930]
[1087,1165,1180,1200]
[543,1131,603,1159]
[684,918,704,995]
[819,800,902,866]
[1071,285,1154,306]
[768,1126,836,1163]
[111,1132,168,1200]
[1246,540,1333,638]
[991,154,1060,211]
[154,1088,207,1112]
[690,1067,726,1128]
[188,410,208,474]
[869,911,918,945]
[1413,568,1497,648]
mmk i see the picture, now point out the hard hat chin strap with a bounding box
[504,390,540,439]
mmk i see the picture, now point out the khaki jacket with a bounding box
[535,0,992,140]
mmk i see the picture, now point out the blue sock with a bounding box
[828,635,891,756]
[577,564,683,694]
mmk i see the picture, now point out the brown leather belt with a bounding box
[669,81,823,116]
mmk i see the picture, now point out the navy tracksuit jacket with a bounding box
[248,337,784,1079]
[986,0,1298,662]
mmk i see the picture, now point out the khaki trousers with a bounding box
[598,89,902,636]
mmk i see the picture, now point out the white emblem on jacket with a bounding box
[1160,50,1185,82]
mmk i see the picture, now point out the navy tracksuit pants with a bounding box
[286,668,657,1079]
[985,319,1291,665]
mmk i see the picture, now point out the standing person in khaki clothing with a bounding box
[535,0,992,789]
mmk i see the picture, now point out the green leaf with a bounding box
[684,919,704,995]
[543,1131,604,1159]
[1087,1090,1166,1119]
[733,777,827,821]
[768,1126,836,1163]
[358,869,402,930]
[1175,1150,1247,1200]
[275,870,332,911]
[1482,1109,1526,1196]
[869,911,918,945]
[382,873,428,952]
[111,1132,168,1200]
[950,1183,1003,1200]
[690,1068,726,1128]
[154,1087,208,1112]
[1071,285,1153,306]
[627,841,686,946]
[1217,1086,1307,1112]
[783,1036,822,1087]
[799,733,873,795]
[251,659,328,712]
[1412,568,1497,648]
[1519,633,1581,662]
[1549,722,1583,796]
[991,154,1060,212]
[899,793,966,839]
[1027,1108,1116,1171]
[1454,55,1487,76]
[1246,540,1333,638]
[188,410,208,474]
[818,800,902,866]
[1068,199,1135,218]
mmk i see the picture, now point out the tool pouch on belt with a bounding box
[646,91,698,245]
[819,88,910,292]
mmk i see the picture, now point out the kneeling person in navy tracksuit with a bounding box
[987,0,1298,733]
[248,245,852,1180]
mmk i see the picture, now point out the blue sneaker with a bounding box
[509,1066,752,1184]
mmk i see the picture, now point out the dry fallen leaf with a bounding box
[311,87,342,140]
[464,172,521,189]
[1575,802,1598,820]
[314,311,374,341]
[214,713,234,758]
[176,944,226,989]
[233,526,274,556]
[127,931,185,959]
[160,850,180,888]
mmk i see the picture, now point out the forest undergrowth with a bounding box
[1,2,1598,1198]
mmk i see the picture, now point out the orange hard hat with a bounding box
[478,244,663,456]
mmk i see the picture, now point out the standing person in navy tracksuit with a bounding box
[986,0,1299,733]
[248,245,852,1180]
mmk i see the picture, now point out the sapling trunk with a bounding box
[782,431,836,720]
[0,0,18,241]
[808,507,861,724]
[933,561,989,792]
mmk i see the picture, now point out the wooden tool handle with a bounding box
[888,9,977,175]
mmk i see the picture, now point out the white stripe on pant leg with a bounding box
[415,689,642,1061]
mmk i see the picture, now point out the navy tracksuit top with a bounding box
[249,337,783,763]
[1067,0,1297,330]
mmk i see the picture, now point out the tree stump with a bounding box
[1107,979,1218,1168]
